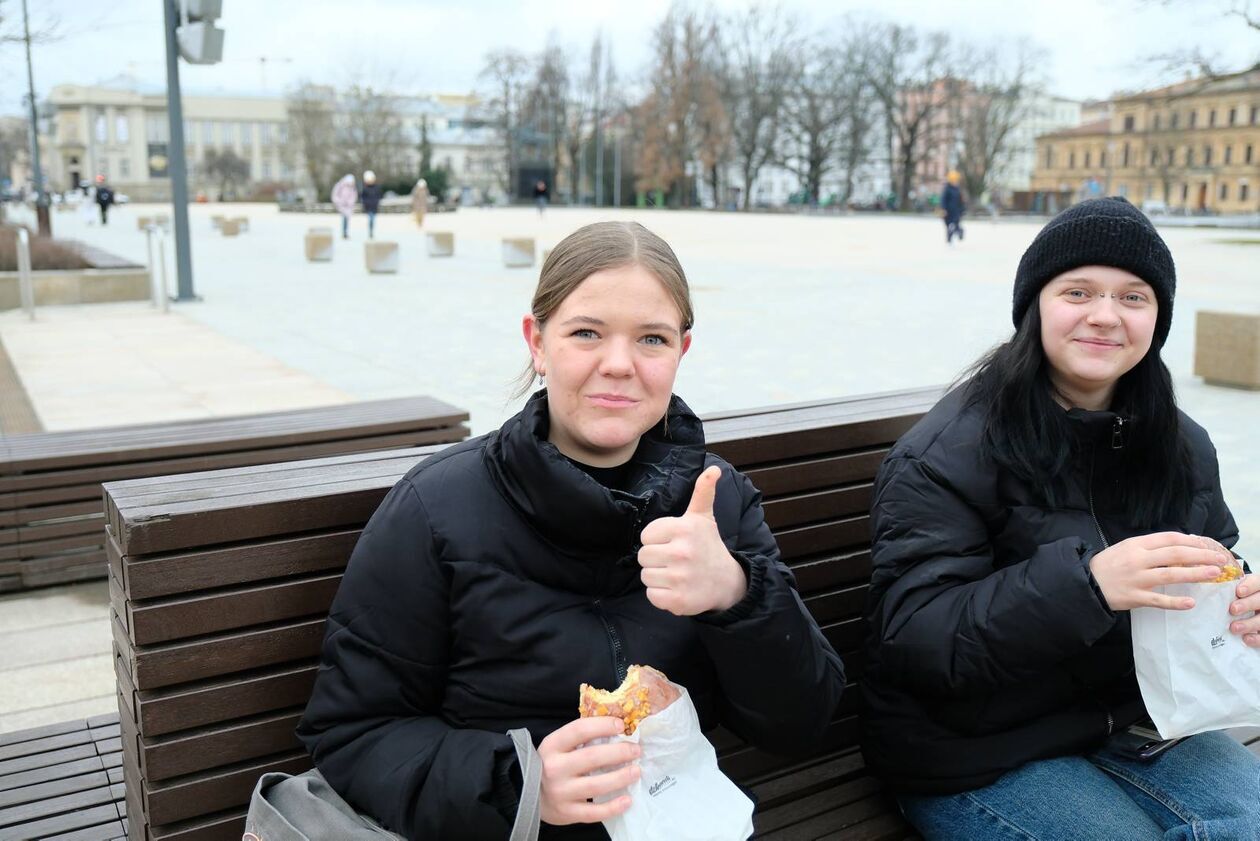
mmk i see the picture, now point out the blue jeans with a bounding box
[899,731,1260,840]
[367,211,376,238]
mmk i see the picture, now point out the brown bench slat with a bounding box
[144,751,309,826]
[0,802,122,841]
[1,396,467,471]
[43,819,128,841]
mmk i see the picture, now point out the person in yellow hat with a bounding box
[942,171,965,244]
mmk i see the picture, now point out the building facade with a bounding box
[1032,68,1260,214]
[43,83,294,200]
[35,83,508,203]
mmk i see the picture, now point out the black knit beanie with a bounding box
[1012,196,1176,346]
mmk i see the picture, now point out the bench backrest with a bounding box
[0,396,469,593]
[106,388,940,841]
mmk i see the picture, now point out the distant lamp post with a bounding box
[20,0,50,237]
[163,0,227,302]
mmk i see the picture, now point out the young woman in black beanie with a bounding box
[861,197,1259,839]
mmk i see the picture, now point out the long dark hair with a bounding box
[963,305,1194,528]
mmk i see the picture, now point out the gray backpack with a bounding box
[243,730,542,841]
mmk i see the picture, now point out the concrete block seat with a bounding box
[1195,310,1260,390]
[502,237,535,268]
[365,241,400,274]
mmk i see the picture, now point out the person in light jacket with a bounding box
[331,174,357,240]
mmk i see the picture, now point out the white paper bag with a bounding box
[599,685,754,841]
[1131,579,1260,739]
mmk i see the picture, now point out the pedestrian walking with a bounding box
[942,170,965,244]
[410,178,429,227]
[533,179,549,215]
[331,174,357,240]
[79,182,97,226]
[94,175,115,226]
[360,171,383,239]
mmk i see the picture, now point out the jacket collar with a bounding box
[484,390,707,556]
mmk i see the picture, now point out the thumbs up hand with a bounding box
[637,466,748,616]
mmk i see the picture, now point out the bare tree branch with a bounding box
[479,48,532,197]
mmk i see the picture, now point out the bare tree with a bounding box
[715,5,798,210]
[0,119,25,181]
[479,48,532,198]
[866,24,955,209]
[776,29,877,207]
[1142,0,1260,78]
[522,39,571,197]
[285,82,337,200]
[635,5,727,207]
[202,149,251,199]
[335,83,408,183]
[951,40,1043,202]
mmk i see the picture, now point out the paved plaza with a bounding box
[0,202,1257,732]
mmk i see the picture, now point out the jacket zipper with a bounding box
[592,599,629,683]
[1086,420,1124,551]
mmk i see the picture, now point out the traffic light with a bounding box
[177,0,225,65]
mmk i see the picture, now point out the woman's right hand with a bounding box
[538,716,641,826]
[1089,532,1234,611]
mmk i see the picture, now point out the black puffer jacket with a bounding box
[861,386,1240,795]
[298,392,846,840]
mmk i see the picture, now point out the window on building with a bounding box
[1209,109,1217,127]
[1171,112,1179,128]
[1229,107,1237,125]
[1124,115,1135,131]
[277,124,289,143]
[1204,145,1212,165]
[1100,150,1107,167]
[1241,183,1250,201]
[1253,106,1259,125]
[1045,145,1053,168]
[260,123,272,145]
[116,115,129,143]
[1189,110,1197,128]
[1084,150,1091,168]
[1181,183,1189,201]
[1220,183,1228,200]
[1145,182,1154,198]
[99,159,109,177]
[1153,114,1161,130]
[147,114,168,143]
[1069,151,1076,169]
[1122,142,1130,167]
[1248,145,1255,164]
[1150,148,1158,166]
[202,122,214,144]
[95,112,107,143]
[239,123,252,147]
[262,161,272,179]
[119,158,130,177]
[1225,145,1233,164]
[1186,147,1194,166]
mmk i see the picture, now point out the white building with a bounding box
[992,93,1082,194]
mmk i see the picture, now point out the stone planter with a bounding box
[1194,310,1260,389]
[0,268,150,311]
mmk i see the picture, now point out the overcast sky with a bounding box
[2,0,1257,114]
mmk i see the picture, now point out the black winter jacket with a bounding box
[360,184,383,212]
[297,392,846,840]
[860,386,1241,795]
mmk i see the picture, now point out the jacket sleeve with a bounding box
[1200,440,1244,567]
[296,480,520,840]
[692,466,847,754]
[867,455,1117,698]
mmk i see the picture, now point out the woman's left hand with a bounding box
[1230,572,1260,648]
[638,466,747,616]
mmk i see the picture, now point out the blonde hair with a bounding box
[513,221,694,398]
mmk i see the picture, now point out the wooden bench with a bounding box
[0,713,127,840]
[0,397,469,593]
[99,388,1260,841]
